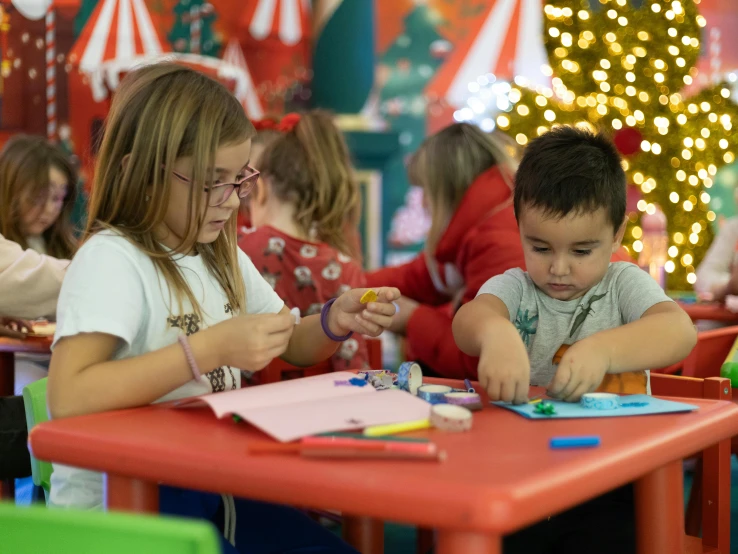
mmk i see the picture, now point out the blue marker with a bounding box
[550,436,601,449]
[464,378,475,393]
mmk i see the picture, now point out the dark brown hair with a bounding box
[0,134,78,258]
[257,110,360,258]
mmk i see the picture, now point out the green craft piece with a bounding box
[534,401,556,416]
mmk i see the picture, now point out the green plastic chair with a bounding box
[0,502,220,553]
[22,377,52,499]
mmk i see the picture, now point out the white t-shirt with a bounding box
[49,230,284,509]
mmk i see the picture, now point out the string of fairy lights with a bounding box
[458,0,738,290]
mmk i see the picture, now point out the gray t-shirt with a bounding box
[476,262,672,388]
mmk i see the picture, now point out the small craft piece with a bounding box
[418,384,453,404]
[363,419,432,437]
[534,401,556,416]
[463,378,475,393]
[397,362,423,395]
[290,307,301,324]
[430,404,473,432]
[580,393,620,411]
[444,392,483,411]
[360,290,378,304]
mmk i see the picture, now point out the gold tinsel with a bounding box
[501,0,738,289]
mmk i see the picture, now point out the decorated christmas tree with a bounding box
[379,4,450,247]
[493,0,738,289]
[169,0,221,57]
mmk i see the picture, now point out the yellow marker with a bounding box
[528,398,543,405]
[360,290,378,304]
[363,419,432,437]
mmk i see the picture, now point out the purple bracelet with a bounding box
[321,298,353,342]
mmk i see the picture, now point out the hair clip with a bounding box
[276,113,301,133]
[252,118,277,131]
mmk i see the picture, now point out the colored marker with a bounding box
[549,436,601,449]
[316,432,429,443]
[302,436,437,454]
[363,419,432,437]
[464,378,475,393]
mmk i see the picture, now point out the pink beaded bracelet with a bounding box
[178,334,203,383]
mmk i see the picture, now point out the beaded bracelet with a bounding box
[178,334,204,382]
[320,298,353,342]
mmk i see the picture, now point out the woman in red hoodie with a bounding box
[366,123,525,379]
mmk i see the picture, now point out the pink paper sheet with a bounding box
[176,372,432,442]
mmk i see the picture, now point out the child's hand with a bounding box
[0,317,31,339]
[387,296,419,335]
[547,338,610,402]
[328,287,401,337]
[478,338,530,404]
[217,312,296,371]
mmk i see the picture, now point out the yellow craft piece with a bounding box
[360,290,378,304]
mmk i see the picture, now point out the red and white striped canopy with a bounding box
[242,0,311,46]
[68,0,168,99]
[427,0,549,108]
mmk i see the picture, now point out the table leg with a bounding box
[342,516,384,554]
[104,473,159,513]
[436,530,501,554]
[0,351,15,396]
[634,459,684,554]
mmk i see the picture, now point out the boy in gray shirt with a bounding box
[454,126,696,405]
[453,126,697,554]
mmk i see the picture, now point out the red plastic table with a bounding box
[0,336,51,499]
[679,301,738,324]
[30,379,738,554]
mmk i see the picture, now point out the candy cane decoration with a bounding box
[45,4,56,140]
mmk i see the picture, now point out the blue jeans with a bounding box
[159,486,358,554]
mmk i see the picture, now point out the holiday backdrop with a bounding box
[1,0,738,284]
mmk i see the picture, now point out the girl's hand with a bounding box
[0,317,32,339]
[327,287,401,337]
[215,312,296,371]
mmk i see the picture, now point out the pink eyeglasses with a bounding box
[169,165,260,207]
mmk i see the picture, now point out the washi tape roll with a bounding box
[580,392,620,410]
[397,362,423,395]
[418,384,453,404]
[430,404,473,432]
[444,392,483,411]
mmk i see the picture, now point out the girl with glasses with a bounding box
[46,62,398,553]
[239,111,370,376]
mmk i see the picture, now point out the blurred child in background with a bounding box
[239,111,369,373]
[0,135,78,259]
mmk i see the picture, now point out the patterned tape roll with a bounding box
[431,404,473,432]
[580,392,620,410]
[418,384,453,404]
[444,392,483,411]
[397,362,423,395]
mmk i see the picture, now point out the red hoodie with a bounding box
[366,167,523,379]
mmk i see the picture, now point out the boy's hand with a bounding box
[547,338,610,402]
[478,337,530,405]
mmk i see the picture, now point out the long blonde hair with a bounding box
[86,62,255,316]
[408,123,519,256]
[257,110,360,258]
